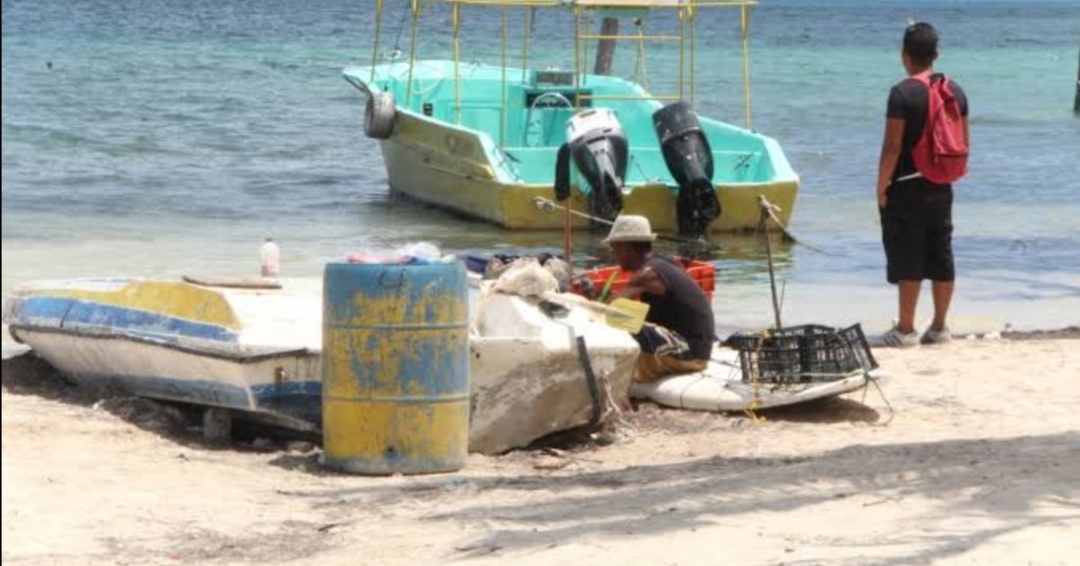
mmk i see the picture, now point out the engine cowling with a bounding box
[653,101,721,237]
[565,109,628,229]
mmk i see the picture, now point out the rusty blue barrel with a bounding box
[321,260,469,474]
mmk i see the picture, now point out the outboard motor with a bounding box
[553,108,628,231]
[653,101,721,238]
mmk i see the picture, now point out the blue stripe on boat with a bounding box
[75,373,254,410]
[251,381,323,428]
[11,297,238,344]
[72,373,323,429]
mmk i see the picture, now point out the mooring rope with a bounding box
[534,196,708,246]
[755,196,843,257]
[535,195,841,256]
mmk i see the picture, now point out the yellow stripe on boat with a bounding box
[19,281,241,330]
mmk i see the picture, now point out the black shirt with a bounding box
[886,73,969,181]
[639,256,716,360]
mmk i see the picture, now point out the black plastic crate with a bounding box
[838,323,879,372]
[727,324,877,384]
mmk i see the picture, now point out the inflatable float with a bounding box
[631,345,885,412]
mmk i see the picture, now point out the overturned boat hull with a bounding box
[4,278,323,430]
[7,328,321,429]
[468,289,640,454]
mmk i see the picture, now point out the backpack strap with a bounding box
[912,71,951,89]
[910,70,932,86]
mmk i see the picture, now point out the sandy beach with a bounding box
[2,334,1078,566]
[4,0,1078,563]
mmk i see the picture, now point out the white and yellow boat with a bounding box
[344,0,799,238]
[3,278,324,431]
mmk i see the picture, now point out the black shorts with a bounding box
[880,178,955,284]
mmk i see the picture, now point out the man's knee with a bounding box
[635,354,707,383]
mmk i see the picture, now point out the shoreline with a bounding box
[6,217,1080,338]
[1000,325,1080,341]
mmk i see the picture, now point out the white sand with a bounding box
[3,338,1079,565]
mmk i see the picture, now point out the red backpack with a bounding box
[911,73,968,185]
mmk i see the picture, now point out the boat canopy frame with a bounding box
[366,0,759,147]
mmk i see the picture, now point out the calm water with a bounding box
[3,0,1079,336]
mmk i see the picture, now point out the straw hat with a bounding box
[602,215,657,245]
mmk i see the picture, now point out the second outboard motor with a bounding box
[653,101,721,238]
[564,108,628,231]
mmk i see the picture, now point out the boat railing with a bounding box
[369,0,760,150]
[577,93,680,102]
[570,0,757,127]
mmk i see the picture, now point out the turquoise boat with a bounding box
[344,0,799,238]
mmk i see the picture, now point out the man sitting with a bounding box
[602,215,715,382]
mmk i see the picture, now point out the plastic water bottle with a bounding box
[260,238,280,278]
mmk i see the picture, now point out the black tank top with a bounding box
[639,256,716,359]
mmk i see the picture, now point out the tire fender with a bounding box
[364,91,396,139]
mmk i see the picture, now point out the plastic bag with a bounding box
[491,258,559,298]
[346,241,442,265]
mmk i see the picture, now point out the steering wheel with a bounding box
[524,92,574,148]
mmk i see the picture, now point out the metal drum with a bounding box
[321,261,469,474]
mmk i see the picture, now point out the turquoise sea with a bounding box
[3,0,1079,338]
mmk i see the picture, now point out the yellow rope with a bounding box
[742,328,769,424]
[743,400,765,424]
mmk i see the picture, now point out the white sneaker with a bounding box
[921,326,952,345]
[876,325,920,348]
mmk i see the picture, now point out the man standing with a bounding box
[602,215,715,381]
[877,22,969,347]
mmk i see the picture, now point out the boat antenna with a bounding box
[386,0,411,62]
